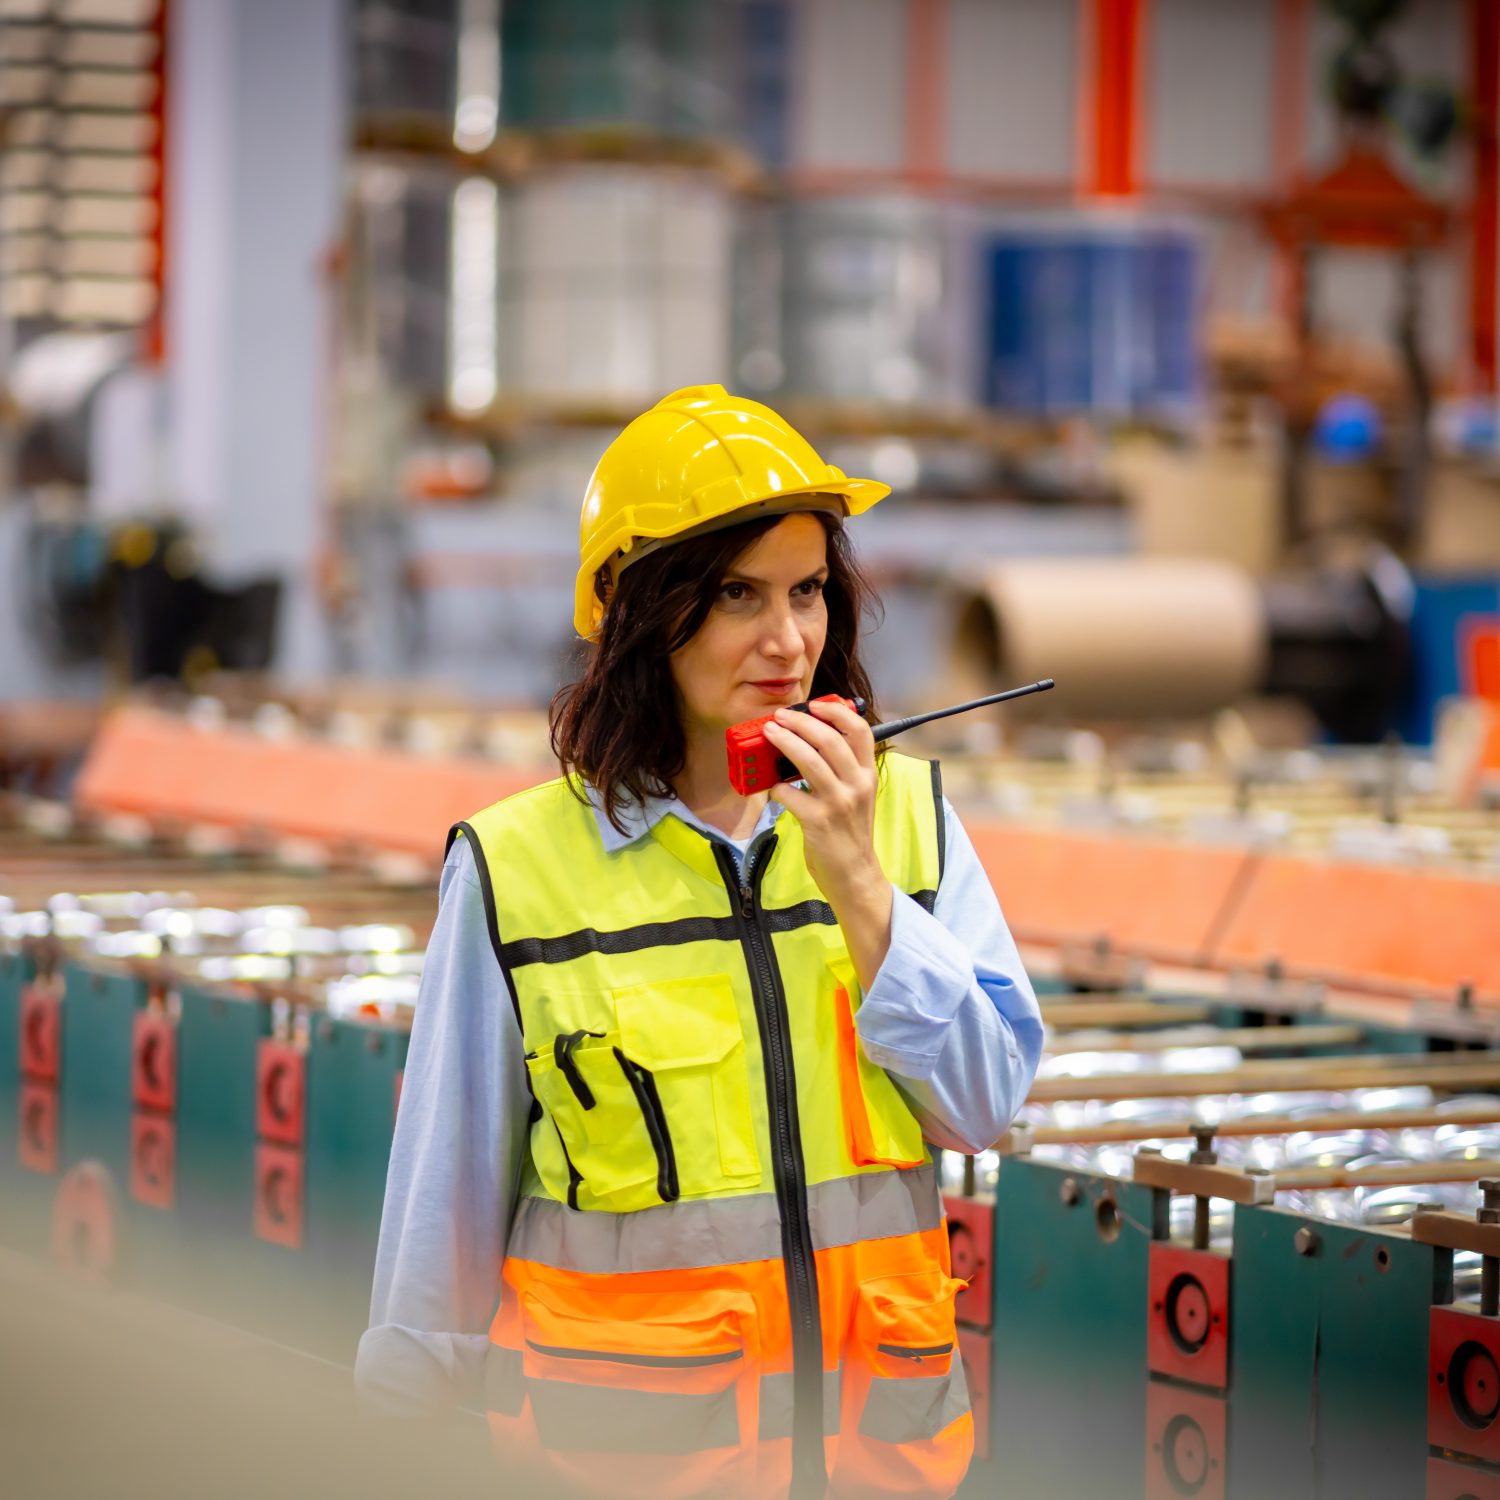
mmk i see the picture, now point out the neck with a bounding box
[674,716,768,839]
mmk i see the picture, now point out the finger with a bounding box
[810,699,876,769]
[775,706,862,783]
[762,721,839,797]
[768,778,817,818]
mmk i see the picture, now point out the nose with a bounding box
[759,597,805,664]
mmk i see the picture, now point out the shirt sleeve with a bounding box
[354,835,530,1415]
[853,797,1044,1155]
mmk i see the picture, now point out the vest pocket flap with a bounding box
[828,964,928,1170]
[524,1045,663,1202]
[520,1282,755,1386]
[613,975,745,1070]
[855,1270,965,1378]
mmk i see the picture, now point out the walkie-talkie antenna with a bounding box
[870,678,1056,743]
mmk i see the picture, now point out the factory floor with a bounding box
[0,1247,497,1499]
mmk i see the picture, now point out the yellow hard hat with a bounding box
[573,384,890,637]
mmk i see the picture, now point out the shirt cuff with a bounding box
[355,1325,490,1417]
[853,886,975,1080]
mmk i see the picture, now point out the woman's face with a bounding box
[670,513,829,736]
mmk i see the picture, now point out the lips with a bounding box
[750,680,799,691]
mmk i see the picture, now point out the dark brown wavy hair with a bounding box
[550,511,882,833]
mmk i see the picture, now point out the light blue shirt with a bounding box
[355,789,1043,1415]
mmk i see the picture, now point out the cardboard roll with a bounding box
[945,559,1266,723]
[51,1161,118,1280]
[944,553,1411,740]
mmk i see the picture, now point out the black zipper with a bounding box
[525,1338,743,1369]
[877,1341,954,1361]
[614,1047,680,1203]
[713,833,825,1491]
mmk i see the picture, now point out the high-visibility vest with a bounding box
[451,751,972,1500]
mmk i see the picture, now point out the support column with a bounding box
[166,0,345,676]
[1471,0,1499,391]
[904,0,947,179]
[1083,0,1145,198]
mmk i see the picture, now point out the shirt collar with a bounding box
[585,781,782,853]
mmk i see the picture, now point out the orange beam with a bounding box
[967,825,1255,969]
[1472,0,1500,390]
[1209,853,1500,1000]
[69,712,1500,1003]
[904,0,947,177]
[1084,0,1145,197]
[73,708,540,864]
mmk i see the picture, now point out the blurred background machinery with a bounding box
[7,2,1500,1496]
[1,0,1497,751]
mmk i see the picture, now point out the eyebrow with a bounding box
[722,566,830,588]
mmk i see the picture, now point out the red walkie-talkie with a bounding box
[726,695,865,796]
[725,678,1056,795]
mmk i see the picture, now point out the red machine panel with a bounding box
[253,1143,304,1249]
[131,1010,177,1114]
[1146,1379,1226,1500]
[19,983,61,1082]
[957,1327,991,1463]
[51,1161,118,1280]
[1148,1243,1231,1391]
[944,1194,993,1331]
[130,1112,176,1210]
[1428,1454,1500,1498]
[256,1040,305,1146]
[1430,1303,1500,1465]
[17,1082,58,1174]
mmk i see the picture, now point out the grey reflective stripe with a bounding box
[508,1163,943,1274]
[858,1360,970,1445]
[807,1161,943,1253]
[484,1344,524,1417]
[758,1366,843,1440]
[527,1376,741,1454]
[510,1186,783,1274]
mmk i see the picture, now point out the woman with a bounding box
[357,386,1043,1500]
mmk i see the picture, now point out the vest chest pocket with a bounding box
[526,1036,668,1212]
[526,975,761,1211]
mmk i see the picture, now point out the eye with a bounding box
[718,581,752,605]
[794,578,826,600]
